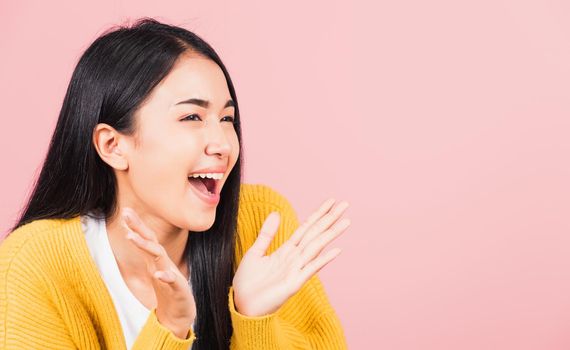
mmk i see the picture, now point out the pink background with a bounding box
[1,1,570,349]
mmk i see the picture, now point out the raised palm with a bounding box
[231,198,350,317]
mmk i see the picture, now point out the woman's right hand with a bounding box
[121,207,196,339]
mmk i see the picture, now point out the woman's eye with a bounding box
[181,114,201,121]
[181,114,235,123]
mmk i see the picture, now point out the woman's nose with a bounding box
[204,123,232,157]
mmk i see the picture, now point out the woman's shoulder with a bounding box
[236,183,301,258]
[238,183,298,215]
[0,216,82,274]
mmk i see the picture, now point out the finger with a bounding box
[288,198,336,247]
[154,269,176,283]
[122,207,158,242]
[298,218,350,267]
[126,230,169,267]
[276,198,339,259]
[249,211,280,257]
[297,248,342,285]
[297,201,349,250]
[125,230,188,294]
[153,267,187,293]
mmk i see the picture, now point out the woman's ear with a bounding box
[92,123,129,171]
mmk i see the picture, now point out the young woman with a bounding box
[0,17,350,349]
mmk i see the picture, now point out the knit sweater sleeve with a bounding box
[0,226,77,349]
[130,308,196,349]
[229,184,348,349]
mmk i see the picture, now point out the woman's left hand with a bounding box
[231,198,351,317]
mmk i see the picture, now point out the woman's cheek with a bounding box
[130,150,175,204]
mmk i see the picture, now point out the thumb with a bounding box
[249,212,281,257]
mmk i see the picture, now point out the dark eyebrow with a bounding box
[174,98,235,109]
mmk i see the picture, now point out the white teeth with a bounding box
[188,173,223,180]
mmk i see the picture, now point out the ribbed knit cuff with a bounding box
[131,308,196,349]
[228,286,290,349]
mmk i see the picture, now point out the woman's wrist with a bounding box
[165,322,192,339]
[156,314,193,339]
[171,326,191,340]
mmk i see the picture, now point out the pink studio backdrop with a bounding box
[1,1,569,349]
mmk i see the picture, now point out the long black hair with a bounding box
[8,17,243,349]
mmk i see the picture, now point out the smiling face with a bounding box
[105,53,240,232]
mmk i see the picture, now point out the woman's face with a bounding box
[118,54,239,232]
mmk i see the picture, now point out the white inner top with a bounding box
[80,211,194,349]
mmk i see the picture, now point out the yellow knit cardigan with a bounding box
[0,183,347,349]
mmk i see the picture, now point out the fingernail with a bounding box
[126,231,137,241]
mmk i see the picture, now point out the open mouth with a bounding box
[188,176,217,195]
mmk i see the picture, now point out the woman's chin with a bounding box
[186,212,216,232]
[180,194,219,231]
